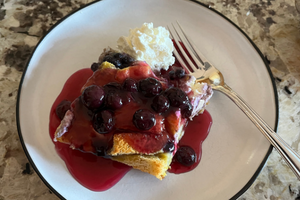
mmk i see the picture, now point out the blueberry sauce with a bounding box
[49,69,131,191]
[168,111,212,174]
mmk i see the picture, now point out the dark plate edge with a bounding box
[16,1,103,200]
[188,0,278,199]
[15,0,279,200]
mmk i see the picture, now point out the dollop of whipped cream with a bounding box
[117,23,175,71]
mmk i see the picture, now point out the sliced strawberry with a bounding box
[82,68,118,91]
[115,67,130,82]
[165,110,182,136]
[116,62,155,81]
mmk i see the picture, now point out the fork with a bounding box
[168,22,300,180]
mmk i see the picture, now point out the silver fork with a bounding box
[168,22,300,180]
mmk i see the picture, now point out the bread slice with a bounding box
[112,153,173,180]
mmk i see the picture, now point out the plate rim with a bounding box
[15,0,278,200]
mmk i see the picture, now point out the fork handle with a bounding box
[215,84,300,180]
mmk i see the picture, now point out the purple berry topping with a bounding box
[133,109,156,130]
[151,95,170,113]
[175,146,196,166]
[93,110,115,134]
[164,87,189,107]
[82,85,105,110]
[139,78,162,97]
[123,78,138,92]
[106,93,123,109]
[91,62,100,72]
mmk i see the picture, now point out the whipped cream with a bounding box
[117,23,175,71]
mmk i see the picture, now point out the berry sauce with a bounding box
[168,111,212,174]
[49,69,131,191]
[49,67,212,191]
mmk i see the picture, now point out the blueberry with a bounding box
[103,53,135,69]
[163,140,175,152]
[106,93,123,109]
[151,95,170,113]
[82,85,105,110]
[138,78,162,97]
[169,70,176,80]
[55,100,71,120]
[175,68,185,79]
[92,138,108,157]
[103,82,122,93]
[123,78,138,92]
[120,53,135,68]
[181,101,193,118]
[91,62,100,72]
[175,146,196,166]
[103,54,122,68]
[133,109,156,130]
[169,68,185,80]
[164,87,189,107]
[93,110,115,134]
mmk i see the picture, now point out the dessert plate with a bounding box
[16,0,278,199]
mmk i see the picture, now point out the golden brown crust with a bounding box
[109,133,166,156]
[112,153,173,180]
[109,134,139,155]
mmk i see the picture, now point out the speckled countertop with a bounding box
[0,0,300,199]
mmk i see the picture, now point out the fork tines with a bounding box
[168,22,205,73]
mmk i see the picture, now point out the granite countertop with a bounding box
[0,0,299,199]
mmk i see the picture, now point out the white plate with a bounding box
[17,0,278,199]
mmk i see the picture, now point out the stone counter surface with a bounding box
[0,0,299,199]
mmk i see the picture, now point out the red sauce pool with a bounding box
[169,112,212,173]
[49,68,212,191]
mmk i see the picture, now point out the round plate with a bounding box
[17,0,278,199]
